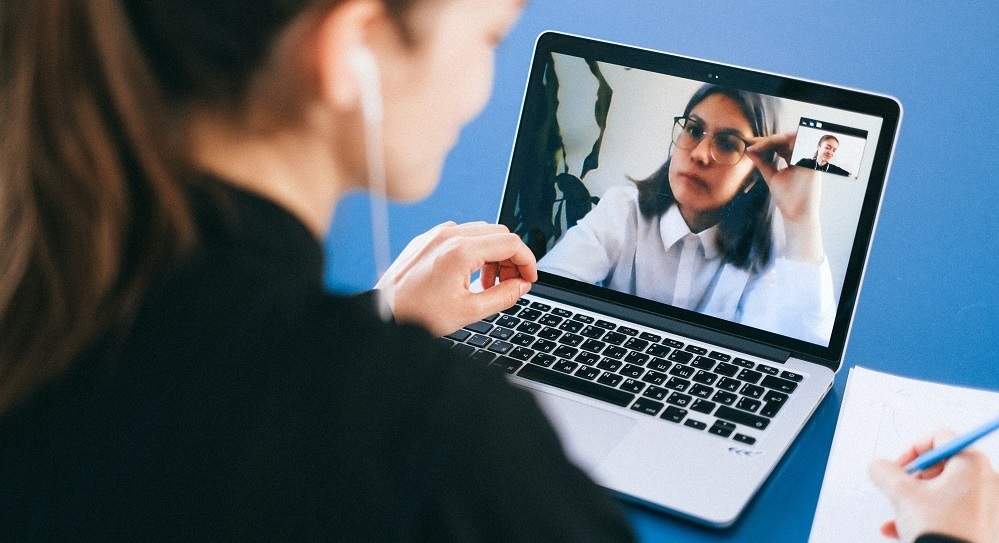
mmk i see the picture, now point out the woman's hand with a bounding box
[869,430,999,543]
[374,221,538,337]
[746,133,825,263]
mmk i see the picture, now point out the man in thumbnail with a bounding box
[796,134,851,176]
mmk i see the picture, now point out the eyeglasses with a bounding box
[671,116,752,166]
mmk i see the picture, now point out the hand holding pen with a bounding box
[869,420,999,543]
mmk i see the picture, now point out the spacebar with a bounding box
[516,364,635,407]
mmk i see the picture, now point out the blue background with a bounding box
[325,2,999,541]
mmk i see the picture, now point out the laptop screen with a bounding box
[499,33,901,364]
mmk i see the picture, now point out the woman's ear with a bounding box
[309,0,386,112]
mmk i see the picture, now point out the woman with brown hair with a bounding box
[0,0,635,540]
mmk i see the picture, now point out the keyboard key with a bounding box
[764,390,789,405]
[712,390,737,405]
[708,351,732,361]
[603,332,627,345]
[488,327,514,340]
[715,406,770,430]
[538,314,562,327]
[690,399,717,414]
[639,332,662,342]
[684,345,708,355]
[642,385,668,401]
[529,301,552,312]
[533,353,556,367]
[465,321,492,334]
[624,351,649,365]
[757,364,779,376]
[580,325,605,339]
[483,313,499,323]
[552,308,573,318]
[662,338,684,349]
[552,346,578,359]
[538,327,562,340]
[447,329,472,342]
[491,357,523,374]
[619,378,645,394]
[737,368,763,384]
[631,398,664,416]
[496,315,521,328]
[623,338,649,351]
[553,360,579,374]
[575,365,600,381]
[667,350,694,363]
[666,392,692,407]
[618,326,639,336]
[668,364,695,379]
[714,362,739,377]
[596,371,624,387]
[646,358,671,372]
[760,375,799,394]
[603,346,627,359]
[531,338,556,353]
[516,321,542,334]
[641,370,667,386]
[736,397,762,413]
[508,347,534,362]
[684,419,707,430]
[571,314,594,324]
[558,320,584,333]
[517,364,635,407]
[692,370,718,386]
[733,433,757,445]
[487,341,514,355]
[511,333,535,346]
[595,319,617,329]
[665,376,691,392]
[501,305,521,316]
[620,364,644,378]
[518,308,542,321]
[690,383,714,398]
[780,370,804,382]
[515,298,529,306]
[732,357,755,368]
[436,338,455,349]
[467,334,491,348]
[709,420,736,437]
[660,406,687,423]
[740,383,765,399]
[597,358,623,372]
[559,333,584,347]
[760,401,783,418]
[717,377,741,392]
[646,344,671,357]
[575,351,600,365]
[690,356,716,370]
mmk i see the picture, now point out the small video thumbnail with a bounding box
[790,118,868,179]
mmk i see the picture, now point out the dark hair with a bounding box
[0,0,419,414]
[812,134,839,160]
[634,84,779,270]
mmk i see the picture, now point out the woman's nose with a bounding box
[690,136,713,164]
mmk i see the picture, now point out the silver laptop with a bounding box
[443,32,901,527]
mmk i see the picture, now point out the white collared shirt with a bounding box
[538,185,836,344]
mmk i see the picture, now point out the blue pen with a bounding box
[904,414,999,474]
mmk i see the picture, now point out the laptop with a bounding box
[442,32,901,527]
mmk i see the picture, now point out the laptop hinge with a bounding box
[529,283,792,364]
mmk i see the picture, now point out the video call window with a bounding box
[790,118,869,179]
[509,52,884,346]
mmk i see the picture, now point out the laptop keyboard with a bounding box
[437,296,806,446]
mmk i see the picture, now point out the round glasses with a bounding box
[671,116,752,165]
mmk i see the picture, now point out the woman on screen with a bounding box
[539,84,836,344]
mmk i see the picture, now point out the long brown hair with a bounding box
[0,0,417,414]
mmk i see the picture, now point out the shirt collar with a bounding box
[661,204,721,260]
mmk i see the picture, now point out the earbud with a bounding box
[348,46,383,125]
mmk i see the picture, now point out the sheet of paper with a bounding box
[808,366,999,542]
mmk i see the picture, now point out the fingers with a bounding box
[880,520,900,539]
[869,458,915,502]
[468,278,532,320]
[454,232,538,283]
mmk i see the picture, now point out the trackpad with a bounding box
[533,392,637,473]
